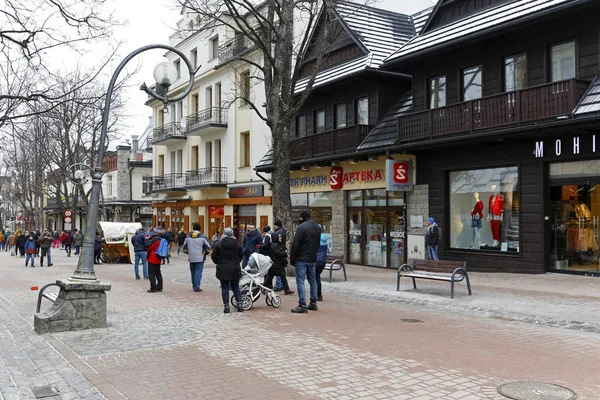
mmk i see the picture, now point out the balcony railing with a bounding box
[291,125,372,161]
[186,108,228,132]
[218,36,255,63]
[151,122,185,144]
[151,173,187,192]
[185,167,227,187]
[398,78,590,142]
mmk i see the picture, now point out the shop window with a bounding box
[449,166,519,252]
[364,189,387,207]
[461,65,482,101]
[291,193,308,207]
[348,190,363,207]
[428,75,446,109]
[334,103,347,129]
[388,191,406,206]
[308,192,332,207]
[505,53,528,91]
[551,41,575,82]
[314,109,325,134]
[355,96,369,125]
[296,114,307,137]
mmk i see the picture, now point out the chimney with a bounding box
[136,153,144,161]
[131,135,139,153]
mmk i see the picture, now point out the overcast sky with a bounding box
[93,0,436,139]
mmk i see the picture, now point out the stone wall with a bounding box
[331,190,346,257]
[407,184,429,237]
[116,145,131,201]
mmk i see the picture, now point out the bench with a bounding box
[396,259,472,299]
[35,283,60,313]
[323,254,347,283]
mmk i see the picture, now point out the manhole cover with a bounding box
[497,382,577,400]
[399,318,424,323]
[31,385,59,398]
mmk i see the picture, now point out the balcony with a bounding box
[291,125,372,162]
[185,167,227,188]
[185,108,228,135]
[218,36,255,64]
[398,78,590,142]
[151,122,186,145]
[151,173,187,193]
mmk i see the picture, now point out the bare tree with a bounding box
[177,0,359,237]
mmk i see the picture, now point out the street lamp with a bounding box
[71,44,196,282]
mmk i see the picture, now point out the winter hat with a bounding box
[223,227,234,237]
[300,210,311,221]
[274,219,282,228]
[153,226,164,234]
[427,217,435,224]
[262,226,271,233]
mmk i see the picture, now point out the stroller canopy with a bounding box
[247,252,273,277]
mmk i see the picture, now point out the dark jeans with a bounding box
[19,246,25,256]
[94,250,102,263]
[220,279,241,305]
[242,252,251,268]
[264,270,290,291]
[41,248,51,266]
[189,262,204,291]
[75,246,81,255]
[316,261,326,297]
[148,262,163,292]
[64,245,71,256]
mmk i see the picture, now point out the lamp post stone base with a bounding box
[34,279,112,334]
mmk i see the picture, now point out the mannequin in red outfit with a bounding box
[471,192,484,249]
[488,185,504,247]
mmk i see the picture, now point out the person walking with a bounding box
[24,235,36,267]
[263,232,294,295]
[94,233,103,264]
[315,225,328,302]
[63,231,73,257]
[16,231,26,257]
[6,232,15,254]
[425,217,440,260]
[176,228,187,256]
[183,223,211,292]
[145,227,165,293]
[33,230,41,256]
[163,226,175,264]
[211,227,243,313]
[131,229,148,280]
[60,231,66,248]
[73,230,83,255]
[0,230,5,252]
[289,210,321,313]
[241,224,262,268]
[52,231,60,248]
[39,230,53,267]
[272,219,287,291]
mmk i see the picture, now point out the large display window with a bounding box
[449,166,519,252]
[292,192,333,254]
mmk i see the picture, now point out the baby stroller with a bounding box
[232,252,281,311]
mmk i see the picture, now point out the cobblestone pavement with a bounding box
[1,248,600,399]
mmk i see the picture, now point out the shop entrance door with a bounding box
[366,208,387,267]
[549,179,600,274]
[348,210,363,264]
[208,206,224,240]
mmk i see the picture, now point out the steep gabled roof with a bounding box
[574,76,600,116]
[384,0,592,66]
[411,6,434,36]
[295,0,415,93]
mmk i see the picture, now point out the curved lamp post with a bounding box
[66,163,108,222]
[72,44,196,281]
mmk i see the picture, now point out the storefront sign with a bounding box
[229,185,264,198]
[290,166,385,190]
[534,135,596,158]
[386,160,413,191]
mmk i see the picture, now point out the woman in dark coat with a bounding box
[211,227,243,313]
[263,233,294,295]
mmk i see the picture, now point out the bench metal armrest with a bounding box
[36,282,59,313]
[451,267,466,282]
[398,264,413,275]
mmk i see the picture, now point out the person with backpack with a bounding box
[425,217,440,260]
[176,228,187,256]
[182,223,211,292]
[145,227,166,293]
[163,226,175,264]
[24,235,36,267]
[315,225,328,302]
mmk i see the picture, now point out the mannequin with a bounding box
[488,185,504,247]
[471,192,484,249]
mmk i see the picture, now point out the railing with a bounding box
[151,173,187,192]
[291,125,372,161]
[151,122,185,144]
[186,107,228,132]
[398,78,590,142]
[218,36,255,63]
[185,167,227,186]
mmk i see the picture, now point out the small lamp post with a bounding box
[34,44,196,334]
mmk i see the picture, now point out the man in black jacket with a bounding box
[289,210,321,313]
[131,229,148,280]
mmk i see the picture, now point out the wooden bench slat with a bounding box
[397,259,472,299]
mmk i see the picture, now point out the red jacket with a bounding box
[146,237,162,264]
[60,232,66,242]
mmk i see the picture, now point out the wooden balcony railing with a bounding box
[218,36,255,63]
[398,78,590,142]
[185,167,227,187]
[185,107,228,132]
[151,173,187,192]
[151,122,185,144]
[291,125,372,161]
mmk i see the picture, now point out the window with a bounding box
[551,41,576,82]
[314,109,325,133]
[177,101,183,122]
[191,145,199,170]
[296,114,306,137]
[105,175,113,198]
[429,75,446,109]
[206,141,212,169]
[449,166,519,253]
[461,65,482,101]
[174,59,181,79]
[190,48,198,69]
[240,70,251,105]
[334,103,346,129]
[142,176,153,194]
[209,36,219,60]
[505,54,528,91]
[355,96,369,125]
[240,131,250,167]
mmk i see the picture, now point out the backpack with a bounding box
[435,225,443,241]
[155,238,169,259]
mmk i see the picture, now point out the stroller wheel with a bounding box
[271,295,281,308]
[241,294,253,311]
[265,296,272,306]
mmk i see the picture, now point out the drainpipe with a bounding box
[255,171,272,187]
[129,158,135,221]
